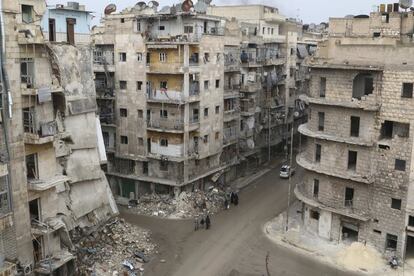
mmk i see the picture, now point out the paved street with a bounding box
[121,167,360,276]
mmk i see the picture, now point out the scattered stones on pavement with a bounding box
[72,218,157,275]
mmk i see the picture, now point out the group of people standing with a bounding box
[224,191,239,210]
[194,213,211,231]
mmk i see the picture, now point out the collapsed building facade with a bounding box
[93,1,318,199]
[0,1,117,274]
[296,4,414,259]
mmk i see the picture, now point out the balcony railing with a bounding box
[147,62,184,74]
[147,118,184,131]
[224,127,238,144]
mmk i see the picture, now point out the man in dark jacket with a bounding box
[205,214,211,230]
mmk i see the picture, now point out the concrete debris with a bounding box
[129,189,227,219]
[73,218,157,275]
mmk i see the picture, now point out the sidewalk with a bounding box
[264,201,414,275]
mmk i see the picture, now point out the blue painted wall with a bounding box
[41,8,92,34]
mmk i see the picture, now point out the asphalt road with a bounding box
[121,167,360,276]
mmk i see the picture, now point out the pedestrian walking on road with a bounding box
[200,217,205,227]
[224,198,229,210]
[194,216,199,231]
[205,214,211,230]
[230,192,235,204]
[234,193,239,206]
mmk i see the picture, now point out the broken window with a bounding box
[29,198,40,222]
[160,109,168,119]
[204,108,209,118]
[160,138,168,147]
[204,80,209,90]
[352,73,374,99]
[313,179,319,198]
[121,18,125,23]
[318,112,325,131]
[215,106,220,114]
[386,234,398,250]
[137,109,143,119]
[395,159,406,171]
[0,176,10,214]
[192,109,199,122]
[204,53,210,63]
[121,136,128,144]
[409,216,414,227]
[23,107,36,134]
[22,5,34,23]
[348,151,357,171]
[137,81,143,91]
[137,53,143,62]
[215,132,219,140]
[315,144,321,163]
[159,52,167,62]
[120,108,128,117]
[319,77,326,98]
[158,25,165,31]
[119,81,127,90]
[20,58,34,88]
[402,83,413,98]
[350,116,360,137]
[216,79,220,88]
[119,52,127,62]
[345,187,354,207]
[391,198,402,210]
[203,135,209,143]
[310,210,320,220]
[26,153,38,180]
[380,121,409,139]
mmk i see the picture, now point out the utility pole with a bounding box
[267,108,271,162]
[285,117,294,232]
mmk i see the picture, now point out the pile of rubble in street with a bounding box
[129,189,227,219]
[72,218,157,276]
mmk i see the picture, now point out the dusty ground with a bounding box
[120,165,361,276]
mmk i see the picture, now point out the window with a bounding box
[203,135,209,143]
[352,74,374,99]
[395,159,406,171]
[22,5,34,23]
[120,108,128,117]
[138,109,143,118]
[137,21,141,32]
[160,109,168,118]
[120,81,127,90]
[373,229,382,234]
[215,106,220,114]
[121,18,125,23]
[348,151,357,171]
[381,121,409,139]
[319,77,326,98]
[0,176,10,214]
[345,187,354,207]
[160,81,167,89]
[381,13,390,23]
[318,112,325,131]
[137,53,143,62]
[143,161,148,175]
[204,53,210,62]
[20,58,34,88]
[262,27,265,34]
[391,198,402,210]
[26,153,38,180]
[350,116,360,137]
[409,216,414,227]
[23,107,36,133]
[402,83,413,98]
[386,234,398,250]
[315,144,321,163]
[215,79,220,88]
[119,52,127,62]
[271,28,274,35]
[373,32,381,38]
[159,52,167,62]
[103,132,109,147]
[138,137,144,146]
[310,210,320,220]
[121,136,128,144]
[313,179,319,198]
[204,80,209,90]
[160,160,168,171]
[184,25,194,33]
[204,108,209,117]
[137,81,143,91]
[158,25,165,31]
[215,132,219,140]
[160,138,168,147]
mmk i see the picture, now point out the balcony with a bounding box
[224,110,239,122]
[100,113,116,127]
[28,175,69,191]
[23,116,57,145]
[296,153,374,184]
[17,23,44,44]
[93,50,115,72]
[264,56,285,66]
[147,62,185,74]
[21,84,63,97]
[298,124,374,147]
[300,95,380,111]
[147,88,200,104]
[147,118,184,133]
[240,82,262,93]
[224,84,240,98]
[224,127,238,145]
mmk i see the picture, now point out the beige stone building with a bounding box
[296,6,414,258]
[0,1,117,274]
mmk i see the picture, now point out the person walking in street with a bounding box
[224,198,229,210]
[205,214,211,230]
[230,192,235,204]
[194,216,199,231]
[234,193,239,206]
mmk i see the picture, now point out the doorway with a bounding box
[48,18,56,42]
[341,222,359,243]
[66,18,76,45]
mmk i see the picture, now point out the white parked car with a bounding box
[280,165,295,179]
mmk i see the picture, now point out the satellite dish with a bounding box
[148,1,159,8]
[136,1,147,9]
[104,4,116,15]
[182,0,194,12]
[400,0,413,9]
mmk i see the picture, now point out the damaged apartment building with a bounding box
[0,1,117,275]
[93,1,317,199]
[296,3,414,259]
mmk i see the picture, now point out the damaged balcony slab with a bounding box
[35,251,75,275]
[299,95,380,111]
[294,186,370,222]
[21,85,63,97]
[296,154,374,184]
[306,60,384,72]
[24,133,55,145]
[298,124,374,147]
[17,24,44,45]
[107,171,178,186]
[28,175,69,191]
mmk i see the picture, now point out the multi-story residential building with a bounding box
[0,1,116,274]
[296,6,414,259]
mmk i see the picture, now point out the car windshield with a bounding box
[280,167,288,172]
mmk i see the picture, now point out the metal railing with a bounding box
[147,118,184,131]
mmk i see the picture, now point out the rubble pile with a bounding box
[131,189,226,218]
[73,218,157,275]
